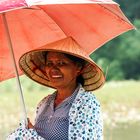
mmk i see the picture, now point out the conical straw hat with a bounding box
[19,37,105,91]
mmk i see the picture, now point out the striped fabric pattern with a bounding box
[34,86,80,140]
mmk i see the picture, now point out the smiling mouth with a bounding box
[51,75,63,78]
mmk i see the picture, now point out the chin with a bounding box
[50,83,64,89]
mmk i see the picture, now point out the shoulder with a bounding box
[82,91,100,110]
[36,93,54,114]
[77,86,100,106]
[36,95,49,110]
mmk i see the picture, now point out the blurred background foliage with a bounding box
[90,0,140,81]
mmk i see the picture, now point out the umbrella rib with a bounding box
[23,7,41,10]
[38,6,67,36]
[98,4,133,26]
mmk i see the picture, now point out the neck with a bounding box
[56,83,77,99]
[54,83,78,107]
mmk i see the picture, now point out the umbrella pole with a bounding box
[2,13,28,126]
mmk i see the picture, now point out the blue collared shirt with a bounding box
[35,85,80,140]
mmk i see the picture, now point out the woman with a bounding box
[7,37,105,140]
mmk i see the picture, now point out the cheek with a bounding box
[64,67,79,78]
[44,67,50,77]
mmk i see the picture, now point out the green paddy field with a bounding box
[0,76,140,140]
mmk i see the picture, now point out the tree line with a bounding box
[90,0,140,81]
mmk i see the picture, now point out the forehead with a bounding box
[46,52,70,60]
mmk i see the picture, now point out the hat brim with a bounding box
[19,37,105,91]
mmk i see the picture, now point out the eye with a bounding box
[46,61,53,67]
[57,61,66,66]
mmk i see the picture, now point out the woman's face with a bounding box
[44,52,81,89]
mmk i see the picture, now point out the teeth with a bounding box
[52,75,62,78]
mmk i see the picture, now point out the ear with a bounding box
[76,64,82,75]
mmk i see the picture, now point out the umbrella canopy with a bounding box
[0,0,135,82]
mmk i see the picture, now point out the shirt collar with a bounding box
[64,84,81,104]
[52,84,81,105]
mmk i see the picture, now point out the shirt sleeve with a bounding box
[84,93,103,140]
[69,91,103,140]
[93,97,103,140]
[6,120,45,140]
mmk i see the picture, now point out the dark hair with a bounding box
[65,53,85,67]
[64,53,86,86]
[43,51,86,85]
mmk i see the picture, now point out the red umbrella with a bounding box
[0,0,135,82]
[0,0,135,122]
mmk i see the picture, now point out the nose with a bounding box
[50,65,61,76]
[51,64,60,70]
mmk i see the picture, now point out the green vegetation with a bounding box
[95,80,140,140]
[90,0,140,81]
[0,77,140,139]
